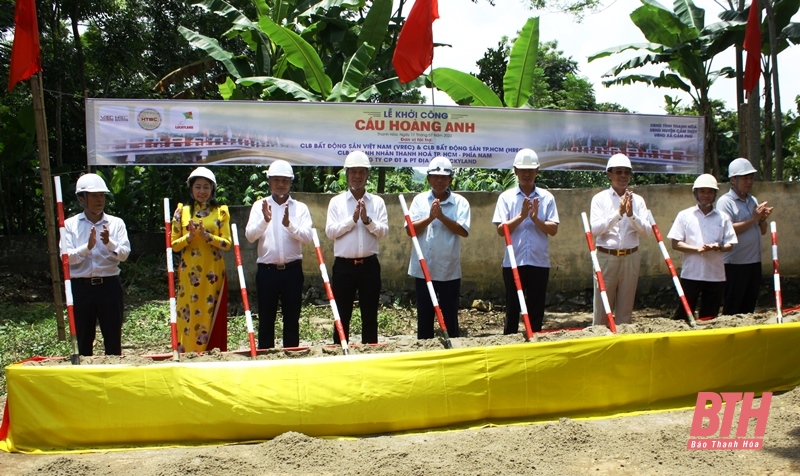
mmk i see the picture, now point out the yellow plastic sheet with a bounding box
[2,323,799,453]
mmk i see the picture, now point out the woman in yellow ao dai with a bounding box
[171,167,231,353]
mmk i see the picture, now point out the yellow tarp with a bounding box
[2,323,800,453]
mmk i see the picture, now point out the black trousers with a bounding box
[674,278,725,320]
[71,276,124,356]
[723,263,762,315]
[503,265,549,333]
[415,278,460,339]
[256,261,304,349]
[331,255,380,344]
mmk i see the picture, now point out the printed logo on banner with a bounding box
[137,107,163,131]
[98,106,130,123]
[170,107,200,132]
[687,392,771,450]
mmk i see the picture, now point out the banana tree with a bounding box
[588,0,740,176]
[167,0,423,102]
[425,17,541,108]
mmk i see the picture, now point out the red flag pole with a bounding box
[399,194,453,348]
[312,229,349,355]
[163,199,180,361]
[230,224,257,357]
[579,212,617,334]
[54,176,81,365]
[770,221,783,324]
[647,211,697,329]
[501,223,534,340]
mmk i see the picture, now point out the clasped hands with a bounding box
[87,225,110,250]
[352,200,371,225]
[518,197,541,221]
[262,200,290,227]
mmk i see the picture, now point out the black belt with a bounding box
[72,276,119,285]
[259,260,302,270]
[335,255,378,266]
[597,246,638,257]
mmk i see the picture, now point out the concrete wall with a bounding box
[2,182,796,302]
[227,181,798,299]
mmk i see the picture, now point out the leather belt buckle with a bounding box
[353,259,364,265]
[614,249,625,257]
[90,277,104,285]
[276,263,286,270]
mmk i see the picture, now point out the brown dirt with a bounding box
[2,309,799,475]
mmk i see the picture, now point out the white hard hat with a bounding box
[692,174,719,190]
[513,148,539,169]
[344,150,371,169]
[607,153,632,170]
[267,160,294,179]
[75,173,110,195]
[187,167,216,186]
[427,156,453,176]
[728,158,757,178]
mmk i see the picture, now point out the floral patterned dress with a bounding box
[171,202,231,353]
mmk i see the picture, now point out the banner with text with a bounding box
[86,99,704,173]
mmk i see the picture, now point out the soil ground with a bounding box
[1,308,799,475]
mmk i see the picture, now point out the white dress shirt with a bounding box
[62,212,130,278]
[407,190,471,281]
[590,187,651,249]
[245,196,312,264]
[325,190,388,258]
[667,205,737,282]
[491,186,559,268]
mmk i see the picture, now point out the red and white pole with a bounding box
[54,176,81,365]
[312,228,349,355]
[399,195,453,348]
[230,223,257,357]
[501,223,534,340]
[163,199,180,361]
[647,211,696,328]
[580,212,617,333]
[771,222,783,324]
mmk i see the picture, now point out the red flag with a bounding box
[392,0,439,84]
[8,0,42,92]
[743,0,761,99]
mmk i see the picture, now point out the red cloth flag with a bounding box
[8,0,42,92]
[392,0,439,84]
[743,0,762,99]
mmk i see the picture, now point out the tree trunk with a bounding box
[736,0,747,158]
[747,84,761,178]
[700,96,719,176]
[378,168,386,193]
[766,0,783,181]
[762,67,773,181]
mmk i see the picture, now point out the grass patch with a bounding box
[0,300,414,396]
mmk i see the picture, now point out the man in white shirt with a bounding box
[62,173,131,356]
[406,156,470,339]
[590,154,650,325]
[325,150,389,344]
[667,174,737,321]
[492,148,559,334]
[245,160,312,349]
